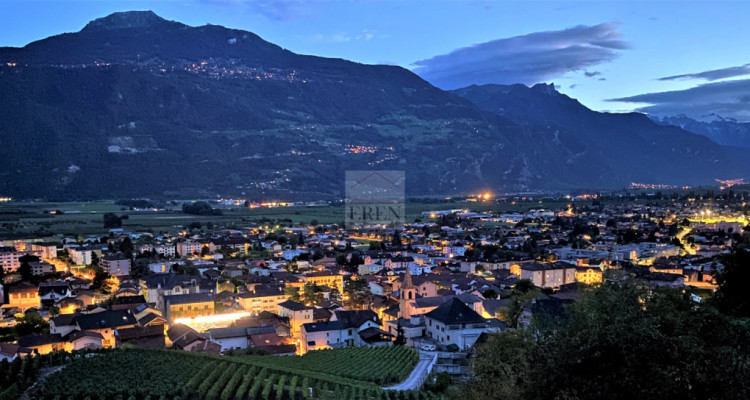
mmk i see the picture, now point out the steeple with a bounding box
[399,269,416,319]
[403,267,415,289]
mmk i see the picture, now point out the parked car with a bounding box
[420,344,437,351]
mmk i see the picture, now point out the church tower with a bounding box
[399,268,416,319]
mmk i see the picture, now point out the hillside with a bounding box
[0,11,747,200]
[452,83,749,188]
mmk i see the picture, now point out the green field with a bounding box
[36,348,440,400]
[0,199,578,239]
[233,346,418,385]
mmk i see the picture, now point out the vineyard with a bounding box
[235,346,419,385]
[34,348,443,400]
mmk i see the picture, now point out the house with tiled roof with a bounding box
[300,309,384,353]
[277,300,313,337]
[424,297,489,350]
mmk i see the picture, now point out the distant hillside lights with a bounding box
[0,197,11,202]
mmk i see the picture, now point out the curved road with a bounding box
[384,351,437,391]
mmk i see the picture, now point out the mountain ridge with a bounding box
[0,12,747,200]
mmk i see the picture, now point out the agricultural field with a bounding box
[34,348,440,400]
[0,198,579,240]
[234,346,419,385]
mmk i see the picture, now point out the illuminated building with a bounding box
[575,267,603,285]
[163,292,215,323]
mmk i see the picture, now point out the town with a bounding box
[0,188,747,398]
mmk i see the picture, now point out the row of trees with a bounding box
[466,279,750,400]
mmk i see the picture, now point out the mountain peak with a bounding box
[82,11,184,32]
[531,82,559,95]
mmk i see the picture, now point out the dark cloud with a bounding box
[411,23,628,89]
[584,70,602,78]
[569,84,577,89]
[658,63,750,81]
[609,79,750,122]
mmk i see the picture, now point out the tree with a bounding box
[466,283,750,400]
[14,311,49,338]
[18,262,33,281]
[391,231,402,247]
[92,268,112,293]
[103,213,122,229]
[182,201,223,216]
[481,289,498,300]
[301,283,324,306]
[119,237,135,255]
[344,278,371,309]
[329,287,343,305]
[284,286,301,302]
[712,249,750,318]
[394,321,406,346]
[502,279,540,328]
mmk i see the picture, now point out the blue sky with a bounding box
[2,0,749,120]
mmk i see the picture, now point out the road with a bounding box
[383,351,437,391]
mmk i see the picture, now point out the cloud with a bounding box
[411,23,628,89]
[310,29,378,43]
[658,63,750,81]
[203,0,318,22]
[584,70,602,78]
[609,78,750,121]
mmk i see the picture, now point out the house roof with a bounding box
[68,330,104,341]
[166,323,195,341]
[17,333,65,348]
[278,300,312,312]
[302,321,344,333]
[163,292,214,305]
[209,327,248,339]
[9,282,37,294]
[51,313,78,327]
[0,342,20,357]
[424,297,485,325]
[521,262,575,271]
[333,310,379,329]
[249,332,283,347]
[76,309,137,330]
[246,326,276,336]
[312,308,332,321]
[114,295,147,305]
[38,282,71,296]
[358,327,394,343]
[143,273,198,290]
[116,324,165,341]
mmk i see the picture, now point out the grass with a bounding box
[0,199,580,239]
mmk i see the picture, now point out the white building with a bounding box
[424,297,489,350]
[69,248,93,266]
[101,256,131,276]
[520,262,576,289]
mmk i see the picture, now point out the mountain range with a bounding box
[649,114,750,149]
[0,11,747,200]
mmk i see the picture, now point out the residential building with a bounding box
[101,255,131,276]
[520,262,577,289]
[163,292,215,322]
[237,285,287,315]
[69,248,92,266]
[31,243,58,260]
[6,282,40,310]
[277,300,313,337]
[424,297,489,350]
